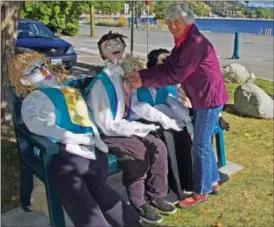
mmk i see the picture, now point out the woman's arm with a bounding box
[140,36,207,88]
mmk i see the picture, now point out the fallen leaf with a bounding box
[244,133,252,137]
[201,208,209,215]
[211,221,223,227]
[173,215,181,221]
[11,195,19,201]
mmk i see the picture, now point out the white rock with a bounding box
[234,82,274,119]
[222,63,256,84]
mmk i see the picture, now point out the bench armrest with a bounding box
[16,124,59,156]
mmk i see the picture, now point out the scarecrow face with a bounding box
[157,53,170,65]
[132,61,142,72]
[101,38,125,65]
[21,59,58,88]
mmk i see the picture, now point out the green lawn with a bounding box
[1,79,273,227]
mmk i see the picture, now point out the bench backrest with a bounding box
[9,86,24,126]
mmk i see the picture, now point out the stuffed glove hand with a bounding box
[94,139,108,153]
[132,122,159,137]
[61,131,95,145]
[66,144,97,160]
[159,116,181,131]
[140,123,160,132]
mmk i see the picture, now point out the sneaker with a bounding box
[150,198,177,214]
[137,203,163,224]
[178,193,208,208]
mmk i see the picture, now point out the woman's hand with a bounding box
[124,71,142,88]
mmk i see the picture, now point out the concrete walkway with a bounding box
[1,161,243,227]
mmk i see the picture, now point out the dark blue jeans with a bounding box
[192,106,223,194]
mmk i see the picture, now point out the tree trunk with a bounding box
[1,1,23,126]
[89,4,95,37]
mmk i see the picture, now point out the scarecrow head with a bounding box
[9,51,67,97]
[120,54,146,73]
[147,48,170,68]
[97,31,127,65]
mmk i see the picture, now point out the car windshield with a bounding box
[17,22,54,38]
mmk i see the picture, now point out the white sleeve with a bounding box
[131,89,171,123]
[87,81,158,137]
[21,90,95,145]
[166,95,194,138]
[166,96,192,123]
[87,80,135,137]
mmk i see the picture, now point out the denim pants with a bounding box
[192,106,223,194]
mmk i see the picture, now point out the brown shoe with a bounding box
[211,184,221,195]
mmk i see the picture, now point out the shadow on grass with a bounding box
[1,138,21,213]
[224,103,273,120]
[223,103,236,115]
[223,103,248,118]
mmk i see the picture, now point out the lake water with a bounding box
[195,18,274,35]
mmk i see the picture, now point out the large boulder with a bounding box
[234,82,274,119]
[222,63,256,84]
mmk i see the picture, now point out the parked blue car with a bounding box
[16,19,77,70]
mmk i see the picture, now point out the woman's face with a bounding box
[167,17,186,38]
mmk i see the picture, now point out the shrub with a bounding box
[117,16,127,27]
[63,22,79,36]
[21,1,84,36]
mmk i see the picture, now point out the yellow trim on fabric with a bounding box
[61,87,92,127]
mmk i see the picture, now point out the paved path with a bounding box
[64,25,273,81]
[1,161,242,227]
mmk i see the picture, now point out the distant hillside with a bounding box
[190,1,273,19]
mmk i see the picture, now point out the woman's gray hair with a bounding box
[165,3,195,25]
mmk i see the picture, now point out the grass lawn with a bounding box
[1,79,273,227]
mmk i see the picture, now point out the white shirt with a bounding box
[130,88,194,137]
[87,61,158,137]
[21,89,108,160]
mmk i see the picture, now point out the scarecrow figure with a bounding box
[86,31,177,225]
[9,52,141,227]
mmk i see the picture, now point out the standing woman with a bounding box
[125,3,228,208]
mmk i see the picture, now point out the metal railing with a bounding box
[258,28,273,36]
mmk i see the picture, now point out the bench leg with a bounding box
[42,154,65,227]
[20,164,33,211]
[215,130,226,168]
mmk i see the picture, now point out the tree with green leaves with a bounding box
[82,1,99,36]
[256,7,272,19]
[21,1,85,36]
[96,1,124,16]
[153,1,171,19]
[192,2,208,17]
